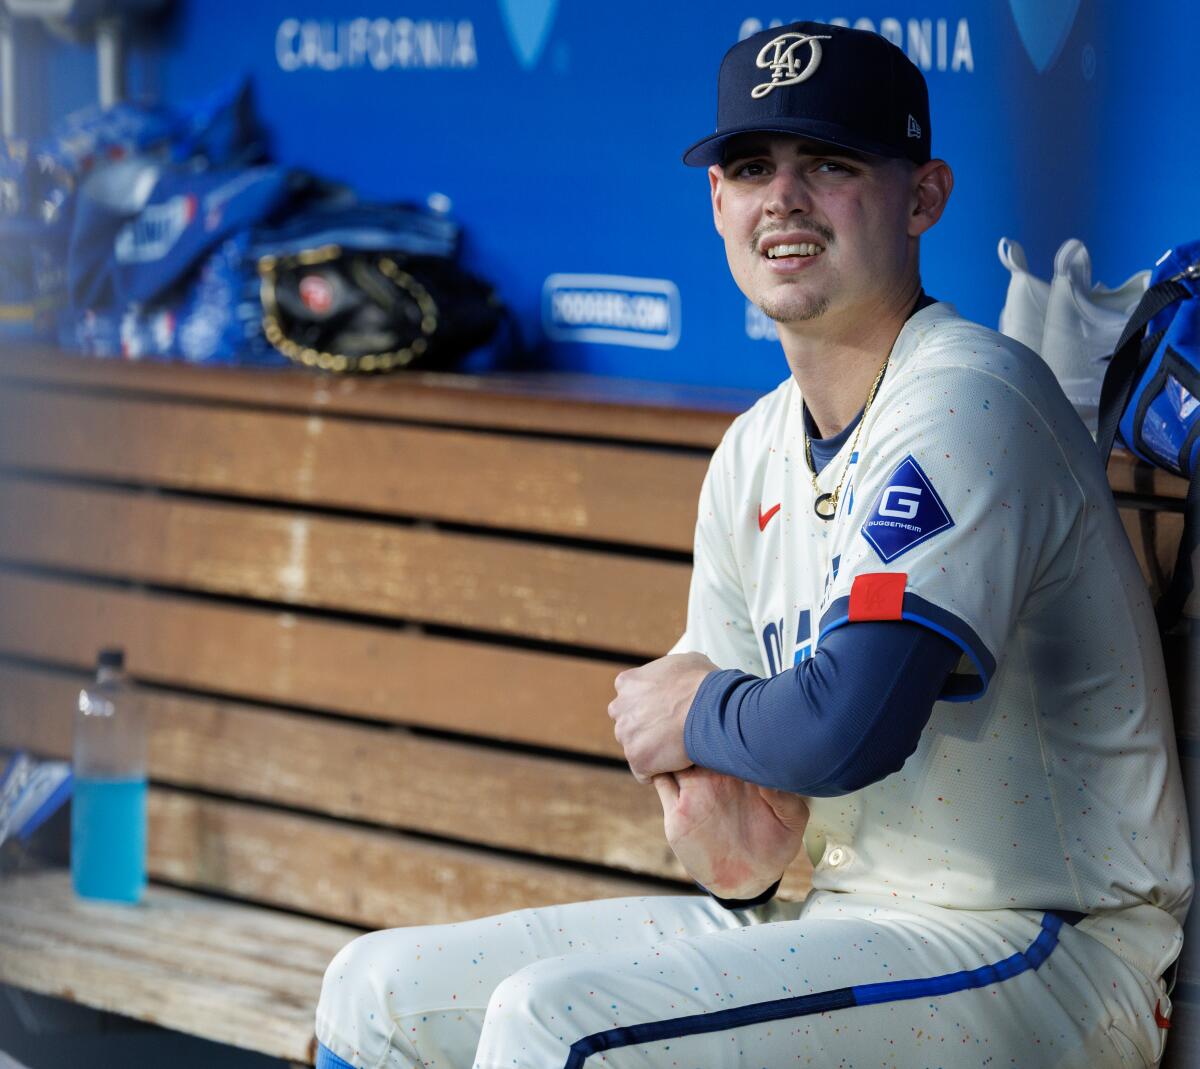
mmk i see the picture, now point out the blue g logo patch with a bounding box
[861,455,953,563]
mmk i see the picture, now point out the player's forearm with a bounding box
[684,620,960,794]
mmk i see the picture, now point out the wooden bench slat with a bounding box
[0,662,687,880]
[0,571,626,756]
[0,347,750,448]
[0,930,319,1063]
[147,789,690,928]
[1107,449,1190,500]
[0,359,1179,503]
[0,871,354,1063]
[6,877,358,973]
[0,388,707,550]
[0,476,689,656]
[2,893,331,1003]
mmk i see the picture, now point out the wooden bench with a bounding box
[0,348,1193,1065]
[0,348,792,1063]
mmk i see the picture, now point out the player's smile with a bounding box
[758,229,830,274]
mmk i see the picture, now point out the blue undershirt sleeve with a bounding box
[683,621,961,796]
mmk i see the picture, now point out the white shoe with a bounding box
[997,237,1048,355]
[997,237,1149,436]
[1042,239,1148,433]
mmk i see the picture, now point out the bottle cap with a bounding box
[97,647,125,671]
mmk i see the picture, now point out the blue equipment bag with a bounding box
[1097,239,1200,629]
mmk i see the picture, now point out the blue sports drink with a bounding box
[71,648,147,904]
[70,775,147,903]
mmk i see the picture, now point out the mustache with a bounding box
[752,221,835,250]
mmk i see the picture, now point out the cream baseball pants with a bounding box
[314,889,1168,1068]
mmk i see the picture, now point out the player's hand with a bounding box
[609,652,717,784]
[653,766,809,901]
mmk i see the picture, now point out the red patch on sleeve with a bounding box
[848,573,907,622]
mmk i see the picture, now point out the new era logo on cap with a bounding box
[907,114,922,138]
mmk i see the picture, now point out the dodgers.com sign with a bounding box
[542,274,681,351]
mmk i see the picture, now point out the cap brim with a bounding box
[681,118,912,167]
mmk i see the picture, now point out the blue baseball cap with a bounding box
[683,22,931,168]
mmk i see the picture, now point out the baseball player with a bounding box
[314,22,1191,1069]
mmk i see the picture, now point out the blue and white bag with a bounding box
[0,751,72,848]
[1097,239,1200,627]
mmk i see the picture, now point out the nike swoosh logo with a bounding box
[758,503,781,531]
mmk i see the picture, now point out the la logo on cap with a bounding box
[751,32,831,98]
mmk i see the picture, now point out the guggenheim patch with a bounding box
[861,454,953,563]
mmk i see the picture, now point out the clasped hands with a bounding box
[609,652,809,901]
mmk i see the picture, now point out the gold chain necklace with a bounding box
[803,356,890,521]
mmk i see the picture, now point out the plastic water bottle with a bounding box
[71,648,147,903]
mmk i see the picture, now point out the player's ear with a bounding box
[907,159,953,238]
[708,164,726,237]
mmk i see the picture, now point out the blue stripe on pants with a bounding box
[561,911,1065,1069]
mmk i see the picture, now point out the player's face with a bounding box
[708,135,928,327]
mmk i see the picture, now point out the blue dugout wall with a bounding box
[10,1,1200,392]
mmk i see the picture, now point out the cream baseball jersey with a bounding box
[673,302,1192,981]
